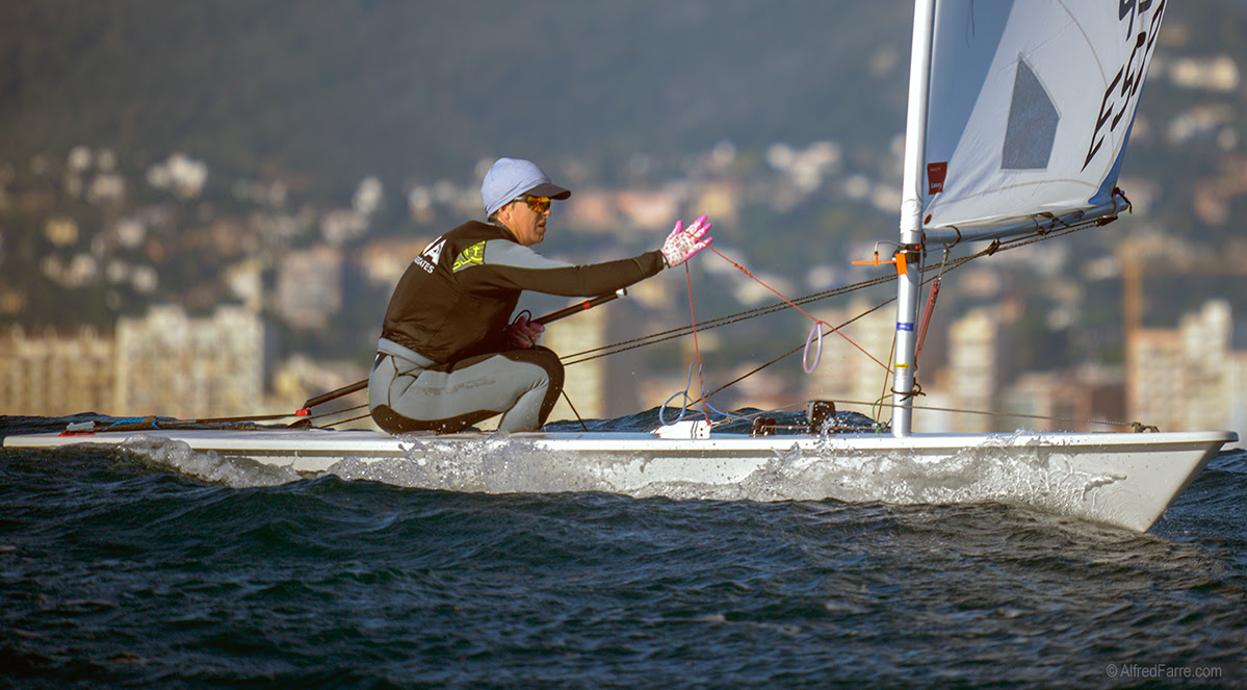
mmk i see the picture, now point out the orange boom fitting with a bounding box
[852,250,908,276]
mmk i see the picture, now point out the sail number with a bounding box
[1082,0,1166,171]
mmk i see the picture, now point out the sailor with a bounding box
[369,157,714,434]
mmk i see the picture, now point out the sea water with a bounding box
[1,414,1244,687]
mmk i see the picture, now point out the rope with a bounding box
[559,273,897,365]
[658,261,760,427]
[596,218,1099,372]
[707,248,829,330]
[691,294,899,408]
[308,403,369,429]
[560,389,590,432]
[313,411,373,429]
[891,381,925,402]
[680,218,1104,408]
[713,391,1139,432]
[828,396,1137,430]
[706,246,891,372]
[874,333,897,423]
[659,364,704,426]
[683,263,711,422]
[703,399,880,432]
[559,244,987,367]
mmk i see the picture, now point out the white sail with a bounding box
[921,0,1166,231]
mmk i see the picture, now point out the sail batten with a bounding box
[920,0,1165,233]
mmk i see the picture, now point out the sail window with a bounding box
[1001,58,1059,170]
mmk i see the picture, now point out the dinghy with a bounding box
[6,0,1235,532]
[6,424,1232,533]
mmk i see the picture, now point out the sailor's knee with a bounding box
[531,346,564,388]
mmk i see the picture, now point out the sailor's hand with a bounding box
[660,214,714,267]
[505,313,544,349]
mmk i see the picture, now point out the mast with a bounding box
[892,0,935,437]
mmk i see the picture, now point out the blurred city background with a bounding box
[1,1,1245,443]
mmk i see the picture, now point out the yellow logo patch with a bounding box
[451,241,486,272]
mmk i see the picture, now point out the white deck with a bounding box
[4,428,1236,533]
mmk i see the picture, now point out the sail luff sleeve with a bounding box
[901,0,937,246]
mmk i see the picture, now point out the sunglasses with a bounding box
[520,195,553,214]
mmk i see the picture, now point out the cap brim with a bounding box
[525,182,571,200]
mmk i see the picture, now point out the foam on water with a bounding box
[70,424,1184,529]
[328,435,613,493]
[811,432,1125,506]
[118,438,302,488]
[321,432,1132,524]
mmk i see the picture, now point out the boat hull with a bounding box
[4,429,1235,533]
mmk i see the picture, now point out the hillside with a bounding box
[3,1,1246,353]
[3,1,918,192]
[4,2,1245,206]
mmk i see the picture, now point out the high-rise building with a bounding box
[0,326,114,416]
[946,308,999,432]
[999,366,1124,433]
[1129,300,1247,438]
[542,302,609,423]
[115,305,263,418]
[269,354,371,426]
[356,238,431,289]
[804,297,896,421]
[276,245,342,331]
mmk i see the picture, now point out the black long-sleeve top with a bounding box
[380,220,664,363]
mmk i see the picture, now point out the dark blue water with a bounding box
[2,415,1244,688]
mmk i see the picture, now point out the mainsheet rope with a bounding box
[562,218,1103,369]
[705,246,892,372]
[558,240,993,368]
[667,220,1106,411]
[559,272,896,365]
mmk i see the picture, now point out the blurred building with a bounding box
[1167,54,1240,92]
[945,308,1000,432]
[115,305,263,418]
[803,297,895,421]
[268,355,374,428]
[617,188,681,230]
[542,301,610,422]
[999,366,1124,433]
[223,259,265,312]
[692,181,740,225]
[1129,300,1247,438]
[357,237,430,288]
[564,189,616,234]
[277,245,342,331]
[0,326,114,416]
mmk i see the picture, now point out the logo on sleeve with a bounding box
[413,236,445,274]
[451,241,486,272]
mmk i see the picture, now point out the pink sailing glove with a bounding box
[660,214,714,267]
[505,313,544,349]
